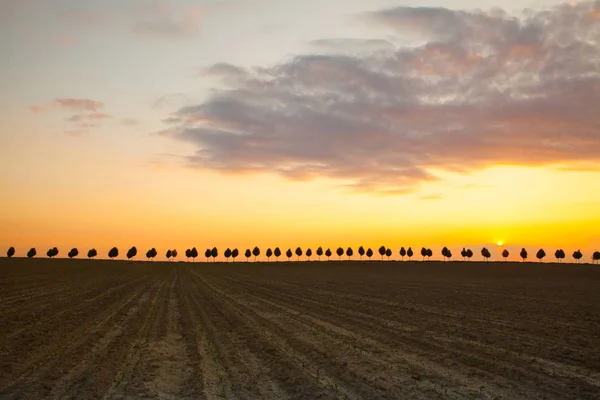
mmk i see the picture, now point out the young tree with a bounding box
[446,249,452,260]
[399,247,406,261]
[108,247,119,259]
[358,246,365,260]
[286,249,292,261]
[47,247,58,258]
[231,248,239,261]
[27,248,37,258]
[127,246,137,260]
[87,248,97,259]
[274,247,281,261]
[68,248,79,259]
[427,249,433,260]
[502,249,509,261]
[224,248,232,262]
[593,251,600,264]
[245,249,252,261]
[306,248,312,260]
[520,248,528,262]
[460,248,467,260]
[536,249,546,262]
[554,249,562,262]
[573,250,582,263]
[346,247,353,260]
[146,248,157,260]
[442,247,449,261]
[190,247,198,261]
[252,246,260,261]
[166,249,172,260]
[185,249,192,261]
[407,247,413,260]
[171,249,177,260]
[336,247,344,260]
[466,249,473,260]
[205,249,211,262]
[378,246,386,260]
[211,247,218,261]
[316,246,323,260]
[266,248,273,261]
[385,248,392,260]
[7,247,15,258]
[366,248,373,260]
[295,247,302,261]
[421,247,427,261]
[481,248,491,261]
[325,248,332,260]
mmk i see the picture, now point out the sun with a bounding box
[497,241,504,246]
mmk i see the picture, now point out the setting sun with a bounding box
[497,241,504,246]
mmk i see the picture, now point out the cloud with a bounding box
[134,5,202,38]
[67,112,111,122]
[161,1,600,194]
[121,118,139,126]
[30,97,110,133]
[31,98,104,113]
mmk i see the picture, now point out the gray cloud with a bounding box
[161,1,600,193]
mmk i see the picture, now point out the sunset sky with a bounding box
[1,0,599,261]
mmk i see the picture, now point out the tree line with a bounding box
[4,245,600,264]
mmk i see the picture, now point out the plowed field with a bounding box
[1,259,599,399]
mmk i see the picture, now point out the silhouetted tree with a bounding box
[245,249,251,261]
[442,247,450,261]
[407,247,413,260]
[573,250,582,263]
[502,249,509,261]
[224,248,231,261]
[127,246,137,260]
[336,247,344,260]
[593,251,600,264]
[47,247,58,258]
[171,249,177,260]
[27,248,36,258]
[211,247,218,261]
[466,249,473,260]
[286,249,292,261]
[421,247,427,261]
[427,249,433,260]
[346,247,353,260]
[385,248,392,260]
[536,249,546,262]
[366,248,373,260]
[325,248,332,260]
[166,249,172,260]
[87,248,97,259]
[252,246,260,261]
[186,249,192,261]
[205,249,211,262]
[378,246,386,260]
[190,247,198,261]
[68,248,79,259]
[274,247,281,261]
[400,247,406,261]
[460,247,467,260]
[520,248,527,262]
[358,246,365,260]
[295,247,302,261]
[231,248,238,261]
[146,248,157,260]
[108,247,118,259]
[316,246,323,260]
[481,247,491,261]
[266,248,273,261]
[7,247,15,258]
[306,248,312,260]
[555,249,562,262]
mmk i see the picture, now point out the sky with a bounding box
[1,0,599,261]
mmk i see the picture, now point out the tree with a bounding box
[593,251,600,264]
[461,248,467,260]
[481,248,491,261]
[378,246,386,260]
[252,246,260,261]
[172,249,178,260]
[442,247,450,261]
[266,248,273,261]
[366,248,373,260]
[87,248,97,259]
[27,248,36,258]
[336,247,344,260]
[421,247,427,261]
[316,246,323,260]
[306,248,312,260]
[245,249,252,261]
[358,246,365,260]
[68,248,79,259]
[166,249,172,260]
[127,246,137,260]
[346,247,353,260]
[224,248,232,261]
[407,247,413,260]
[466,249,473,260]
[7,247,15,258]
[108,247,119,259]
[295,247,302,261]
[555,249,563,262]
[286,249,292,261]
[426,249,433,260]
[146,248,157,260]
[205,249,211,262]
[573,250,582,263]
[520,248,528,262]
[190,247,198,261]
[211,247,218,261]
[399,247,406,261]
[385,248,392,260]
[47,247,58,258]
[185,249,192,261]
[502,249,509,261]
[325,248,332,260]
[446,249,453,260]
[274,247,281,261]
[536,249,546,262]
[231,248,239,261]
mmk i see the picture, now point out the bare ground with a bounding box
[1,258,599,399]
